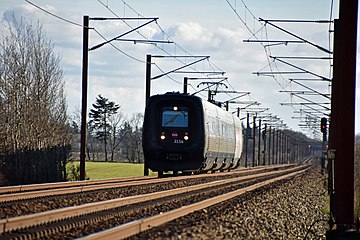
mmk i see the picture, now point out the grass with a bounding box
[68,161,156,180]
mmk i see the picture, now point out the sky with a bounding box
[0,0,358,137]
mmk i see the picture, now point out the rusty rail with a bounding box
[0,165,306,235]
[82,167,308,240]
[0,164,295,202]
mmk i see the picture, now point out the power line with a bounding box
[110,4,248,108]
[24,0,82,27]
[225,0,290,92]
[225,0,333,133]
[327,0,335,84]
[92,28,145,63]
[96,0,230,96]
[89,18,158,51]
[24,0,148,63]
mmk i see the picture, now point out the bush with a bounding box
[0,145,71,185]
[66,162,89,181]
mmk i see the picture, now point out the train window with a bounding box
[209,116,218,135]
[162,107,188,127]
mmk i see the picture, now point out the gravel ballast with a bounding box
[131,166,328,239]
[0,166,293,219]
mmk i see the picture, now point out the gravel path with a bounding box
[131,165,328,239]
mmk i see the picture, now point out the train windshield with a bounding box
[162,107,188,127]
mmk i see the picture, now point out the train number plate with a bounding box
[173,139,184,144]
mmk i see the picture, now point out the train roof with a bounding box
[148,92,202,101]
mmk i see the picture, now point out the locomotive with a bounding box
[142,92,243,176]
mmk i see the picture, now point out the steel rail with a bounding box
[0,175,155,194]
[0,165,294,202]
[82,167,309,240]
[0,165,306,234]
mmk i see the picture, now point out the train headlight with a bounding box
[184,132,189,141]
[160,133,166,140]
[173,106,178,111]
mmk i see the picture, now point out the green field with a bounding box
[68,161,156,180]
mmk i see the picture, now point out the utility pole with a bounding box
[285,134,288,162]
[252,116,256,167]
[320,117,327,174]
[272,128,276,164]
[145,54,152,106]
[245,113,249,167]
[276,130,280,164]
[281,135,284,164]
[183,77,188,94]
[263,124,267,165]
[328,0,358,233]
[80,15,89,181]
[268,125,272,165]
[144,54,151,176]
[257,119,261,166]
[79,17,162,179]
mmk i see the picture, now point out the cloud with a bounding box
[165,22,252,53]
[2,1,357,135]
[173,22,221,49]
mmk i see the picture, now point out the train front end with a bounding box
[142,93,205,172]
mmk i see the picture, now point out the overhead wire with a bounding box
[327,0,334,86]
[289,0,334,129]
[92,29,145,63]
[95,0,197,86]
[23,0,147,63]
[114,0,202,58]
[96,0,229,98]
[24,0,83,27]
[25,0,190,84]
[105,1,211,100]
[225,0,289,93]
[225,2,284,103]
[24,0,278,116]
[225,0,333,134]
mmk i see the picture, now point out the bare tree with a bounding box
[0,16,71,152]
[121,113,144,163]
[86,122,101,162]
[130,113,144,163]
[0,16,71,184]
[108,110,125,161]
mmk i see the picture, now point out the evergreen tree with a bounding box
[89,95,120,161]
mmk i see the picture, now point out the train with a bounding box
[142,92,243,176]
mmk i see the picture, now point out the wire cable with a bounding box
[225,0,333,135]
[24,0,83,27]
[24,0,148,63]
[96,0,230,98]
[92,29,145,63]
[327,0,334,87]
[225,0,289,92]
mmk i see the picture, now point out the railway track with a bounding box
[3,166,298,223]
[0,164,293,204]
[0,164,309,239]
[0,175,156,195]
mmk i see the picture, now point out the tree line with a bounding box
[0,16,145,185]
[71,95,144,164]
[0,16,72,185]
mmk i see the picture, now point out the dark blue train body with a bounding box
[142,93,243,174]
